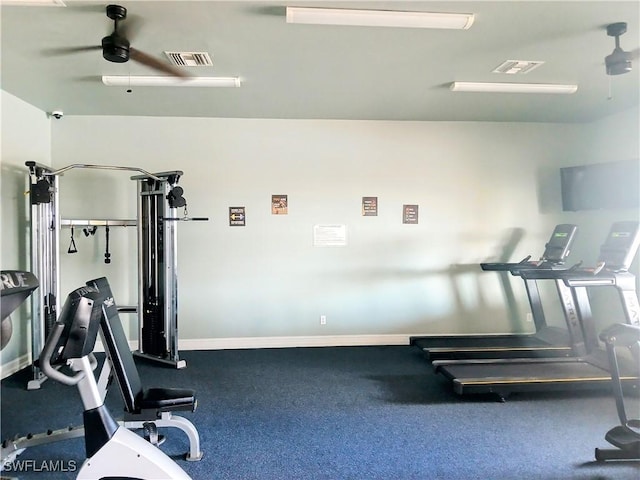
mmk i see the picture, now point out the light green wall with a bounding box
[51,116,584,344]
[0,91,51,371]
[2,96,637,373]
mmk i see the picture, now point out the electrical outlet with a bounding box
[320,315,327,325]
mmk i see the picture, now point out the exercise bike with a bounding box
[595,323,640,461]
[40,284,191,479]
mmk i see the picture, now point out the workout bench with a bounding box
[87,277,203,461]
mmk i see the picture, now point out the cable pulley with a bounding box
[167,186,187,208]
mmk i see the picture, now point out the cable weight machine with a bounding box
[133,171,193,368]
[26,162,206,389]
[26,162,60,389]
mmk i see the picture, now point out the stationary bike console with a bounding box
[41,287,101,374]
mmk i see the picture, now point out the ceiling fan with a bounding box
[605,22,635,75]
[56,4,187,78]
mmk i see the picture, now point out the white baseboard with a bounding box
[97,334,411,353]
[178,334,410,350]
[67,334,411,355]
[0,352,31,380]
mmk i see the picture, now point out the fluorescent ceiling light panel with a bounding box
[102,76,241,88]
[0,0,65,5]
[450,82,578,94]
[286,7,475,30]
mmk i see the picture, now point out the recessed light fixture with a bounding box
[286,7,475,30]
[450,82,578,94]
[102,76,242,88]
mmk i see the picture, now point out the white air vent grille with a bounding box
[492,60,544,75]
[165,52,213,67]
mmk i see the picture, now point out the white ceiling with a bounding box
[1,0,639,122]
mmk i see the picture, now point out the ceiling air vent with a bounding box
[492,60,544,75]
[164,51,213,67]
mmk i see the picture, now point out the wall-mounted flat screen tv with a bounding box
[560,159,640,211]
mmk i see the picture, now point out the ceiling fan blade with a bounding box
[43,45,102,56]
[630,47,640,60]
[130,47,189,78]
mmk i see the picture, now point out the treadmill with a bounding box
[432,221,640,401]
[410,224,585,360]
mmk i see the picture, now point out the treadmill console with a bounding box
[541,224,578,264]
[481,223,578,272]
[597,221,640,272]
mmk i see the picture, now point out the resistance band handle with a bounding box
[68,227,78,254]
[104,226,111,264]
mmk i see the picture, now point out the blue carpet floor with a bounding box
[1,346,639,479]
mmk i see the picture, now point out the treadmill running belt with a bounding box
[438,361,639,396]
[413,328,574,360]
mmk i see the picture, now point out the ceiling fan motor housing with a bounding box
[103,4,129,63]
[606,22,632,75]
[606,51,632,75]
[102,34,130,63]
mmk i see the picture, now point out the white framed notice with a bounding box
[313,224,347,246]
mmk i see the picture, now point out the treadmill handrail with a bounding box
[481,260,556,272]
[520,268,617,281]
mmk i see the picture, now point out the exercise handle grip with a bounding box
[40,323,86,386]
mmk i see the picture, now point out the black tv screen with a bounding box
[560,159,640,211]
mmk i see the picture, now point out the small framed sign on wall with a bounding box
[229,207,246,226]
[272,194,288,215]
[403,204,419,224]
[362,196,378,216]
